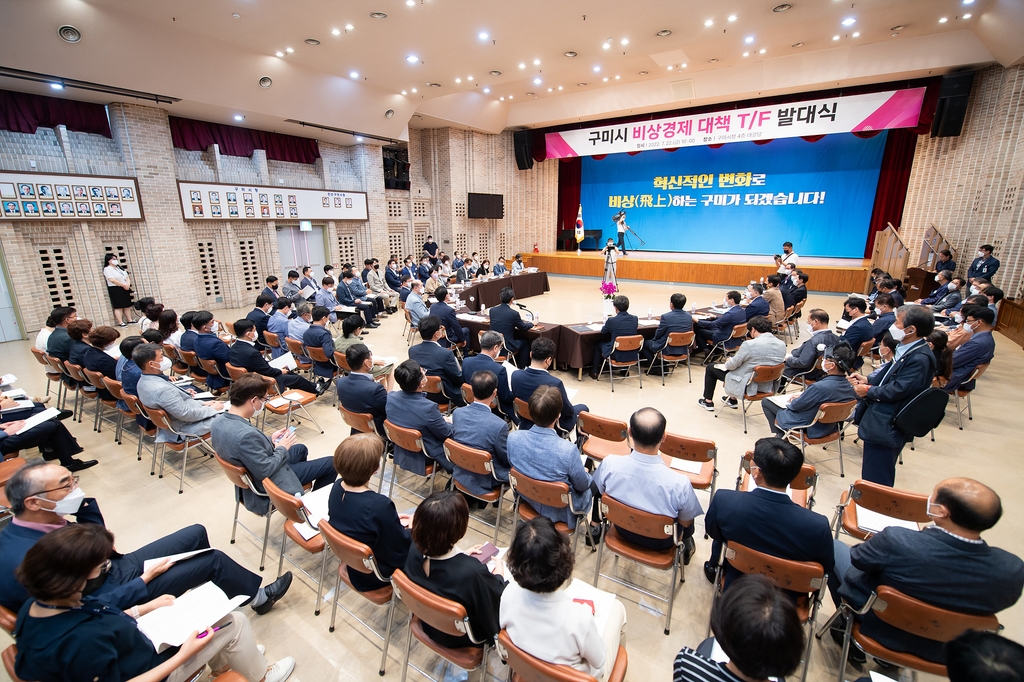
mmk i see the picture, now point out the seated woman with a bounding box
[501,517,627,681]
[424,266,443,295]
[139,301,163,334]
[477,259,491,277]
[334,315,394,384]
[66,319,94,369]
[158,309,184,347]
[403,491,506,649]
[438,256,453,277]
[327,433,411,592]
[927,329,953,386]
[81,325,121,400]
[762,343,859,438]
[12,523,295,682]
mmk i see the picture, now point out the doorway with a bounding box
[276,225,327,281]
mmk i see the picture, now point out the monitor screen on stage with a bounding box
[580,132,887,258]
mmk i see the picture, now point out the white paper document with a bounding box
[836,319,852,330]
[301,482,335,530]
[299,285,316,299]
[565,387,579,401]
[267,397,291,408]
[0,374,16,386]
[192,391,214,400]
[638,318,660,327]
[586,323,604,332]
[856,506,919,534]
[503,362,517,391]
[3,389,28,399]
[565,578,619,635]
[142,548,214,574]
[269,353,297,371]
[713,363,728,371]
[15,407,61,434]
[766,394,795,408]
[1,400,35,413]
[135,581,249,653]
[669,458,704,475]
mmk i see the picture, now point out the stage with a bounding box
[523,251,870,294]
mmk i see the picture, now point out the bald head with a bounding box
[629,407,667,451]
[933,478,1002,533]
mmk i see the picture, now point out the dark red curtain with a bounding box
[556,157,582,248]
[169,116,320,164]
[863,129,919,257]
[0,89,111,137]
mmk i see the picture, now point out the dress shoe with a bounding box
[57,409,74,421]
[584,524,603,548]
[588,373,600,381]
[682,536,696,565]
[66,459,99,472]
[703,561,718,584]
[366,322,381,329]
[252,571,293,615]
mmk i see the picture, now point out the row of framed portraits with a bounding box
[190,202,302,219]
[2,182,135,202]
[0,173,143,221]
[2,200,128,219]
[178,181,368,221]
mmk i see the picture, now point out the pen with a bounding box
[196,625,225,639]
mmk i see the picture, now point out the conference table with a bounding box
[453,270,550,311]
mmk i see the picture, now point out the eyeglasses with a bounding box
[29,475,79,498]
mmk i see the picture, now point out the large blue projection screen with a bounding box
[580,132,887,258]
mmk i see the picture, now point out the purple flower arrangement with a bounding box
[600,281,618,299]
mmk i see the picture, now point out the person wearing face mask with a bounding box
[847,305,936,486]
[743,283,770,320]
[692,290,746,356]
[456,258,474,284]
[191,311,231,394]
[285,302,314,365]
[424,265,443,295]
[102,253,135,327]
[0,460,290,621]
[867,293,897,343]
[914,270,954,307]
[493,255,508,276]
[367,258,400,312]
[826,477,1024,667]
[512,253,526,275]
[773,241,799,275]
[337,268,380,328]
[967,244,1000,283]
[438,255,453,277]
[478,259,491,277]
[134,343,225,445]
[764,344,859,437]
[780,309,840,387]
[229,318,325,395]
[81,325,120,400]
[385,258,403,290]
[261,275,281,301]
[10,523,297,682]
[943,306,996,393]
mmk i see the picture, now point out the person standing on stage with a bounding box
[613,211,628,255]
[774,241,799,274]
[602,239,619,286]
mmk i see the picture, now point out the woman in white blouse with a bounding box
[102,253,135,327]
[500,517,626,681]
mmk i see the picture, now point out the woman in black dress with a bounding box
[102,253,134,327]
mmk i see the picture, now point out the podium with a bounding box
[905,267,938,302]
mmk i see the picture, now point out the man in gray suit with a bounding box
[698,316,785,410]
[451,370,510,498]
[133,343,224,442]
[209,373,335,516]
[405,280,429,328]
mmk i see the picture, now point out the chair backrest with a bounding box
[660,432,716,463]
[724,541,825,595]
[963,362,990,389]
[612,334,643,353]
[263,331,281,349]
[214,452,258,492]
[43,353,65,375]
[666,331,695,348]
[600,494,674,542]
[729,323,748,340]
[285,337,305,356]
[221,321,236,337]
[577,411,627,442]
[162,343,181,362]
[2,644,22,681]
[496,630,597,682]
[318,520,386,580]
[81,367,108,391]
[63,361,86,382]
[814,400,857,425]
[122,392,145,418]
[849,480,930,523]
[750,362,785,384]
[858,340,874,358]
[178,349,200,368]
[198,357,221,376]
[383,419,425,454]
[333,351,352,373]
[508,468,572,509]
[443,438,493,476]
[306,345,331,364]
[869,585,999,642]
[225,363,248,381]
[391,569,475,640]
[514,397,533,423]
[262,478,310,526]
[740,451,817,490]
[423,375,445,395]
[460,383,473,406]
[143,405,174,432]
[404,309,415,327]
[101,377,126,401]
[339,404,378,435]
[30,346,50,367]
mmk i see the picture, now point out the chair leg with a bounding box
[956,393,964,430]
[277,526,288,578]
[492,488,505,544]
[314,551,328,616]
[741,398,748,434]
[379,591,398,675]
[967,393,973,421]
[664,551,680,635]
[400,614,415,682]
[177,442,192,493]
[637,362,642,389]
[152,442,163,476]
[837,608,855,682]
[592,531,605,586]
[260,511,272,571]
[837,432,845,478]
[705,563,723,638]
[230,498,240,543]
[479,642,490,682]
[329,569,342,632]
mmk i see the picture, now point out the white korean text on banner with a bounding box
[177,182,369,221]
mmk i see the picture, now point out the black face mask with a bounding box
[271,284,279,290]
[374,264,380,269]
[81,564,110,597]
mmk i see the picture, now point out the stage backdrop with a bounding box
[581,132,887,258]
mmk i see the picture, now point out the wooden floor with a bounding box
[525,251,871,293]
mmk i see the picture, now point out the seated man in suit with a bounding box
[302,306,337,383]
[593,407,702,558]
[869,293,897,343]
[405,279,429,328]
[347,264,387,315]
[385,359,454,475]
[385,259,403,291]
[266,298,293,358]
[280,269,303,302]
[455,257,474,284]
[229,318,324,395]
[640,292,693,364]
[589,294,639,380]
[489,286,534,368]
[693,290,746,355]
[782,308,840,384]
[698,316,785,410]
[246,294,274,350]
[507,385,594,532]
[337,343,388,436]
[44,306,77,362]
[462,330,516,421]
[944,305,996,393]
[0,460,292,616]
[211,373,335,516]
[839,297,873,370]
[261,275,281,301]
[299,265,320,298]
[828,478,1024,665]
[763,343,859,437]
[367,258,400,312]
[430,286,469,349]
[779,267,797,310]
[791,271,809,312]
[398,274,413,303]
[337,267,379,328]
[134,343,224,443]
[744,283,770,321]
[409,315,466,408]
[416,255,432,282]
[916,270,954,307]
[511,337,589,433]
[703,437,834,592]
[286,302,313,364]
[878,278,904,307]
[452,370,511,498]
[191,311,231,392]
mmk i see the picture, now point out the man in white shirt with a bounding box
[593,408,702,561]
[774,241,799,275]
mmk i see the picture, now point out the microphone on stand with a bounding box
[515,302,536,322]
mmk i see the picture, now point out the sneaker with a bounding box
[257,644,266,656]
[264,657,296,682]
[697,398,715,411]
[252,572,292,615]
[721,396,738,409]
[118,322,128,328]
[315,379,330,397]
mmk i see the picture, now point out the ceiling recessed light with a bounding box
[602,42,611,49]
[345,23,354,30]
[578,82,587,86]
[411,87,417,92]
[759,48,766,54]
[704,19,714,27]
[232,13,240,19]
[615,75,620,79]
[500,96,505,100]
[833,34,840,40]
[842,17,856,26]
[639,70,648,75]
[743,51,750,57]
[547,87,553,92]
[285,47,294,53]
[558,85,563,90]
[479,32,488,40]
[791,41,804,47]
[50,83,63,90]
[593,65,601,72]
[533,58,540,65]
[406,0,414,6]
[603,77,609,81]
[745,36,754,43]
[483,87,490,93]
[401,90,407,95]
[304,38,320,45]
[657,29,672,37]
[455,78,462,83]
[620,38,629,45]
[667,65,674,70]
[355,136,364,142]
[708,58,719,63]
[275,51,284,57]
[852,31,860,37]
[963,0,974,4]
[890,25,906,31]
[533,77,541,84]
[728,15,737,22]
[962,13,972,18]
[406,55,418,63]
[489,70,502,76]
[332,28,341,36]
[428,82,441,87]
[259,76,272,88]
[564,51,577,57]
[350,71,359,78]
[369,12,387,19]
[772,3,792,12]
[681,62,687,67]
[467,76,474,81]
[234,115,244,121]
[938,16,948,23]
[508,95,513,99]
[518,63,526,69]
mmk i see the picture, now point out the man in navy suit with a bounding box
[299,266,320,298]
[408,315,466,407]
[829,478,1023,665]
[455,258,473,284]
[693,290,745,354]
[245,294,274,351]
[452,370,510,497]
[337,343,388,436]
[782,308,840,383]
[869,293,897,343]
[429,286,468,349]
[967,244,1000,282]
[462,330,516,421]
[302,306,337,380]
[191,311,231,391]
[763,344,859,437]
[944,305,996,393]
[261,275,281,301]
[917,270,954,306]
[589,294,639,380]
[744,284,770,321]
[878,278,904,307]
[385,360,454,475]
[489,287,534,368]
[336,268,379,328]
[416,256,432,282]
[839,297,873,370]
[385,259,402,290]
[704,437,834,591]
[229,318,322,394]
[641,292,693,363]
[511,337,588,433]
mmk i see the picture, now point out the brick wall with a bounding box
[0,128,68,173]
[901,64,1024,297]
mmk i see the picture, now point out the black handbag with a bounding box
[893,387,949,437]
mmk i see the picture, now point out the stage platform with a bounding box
[524,251,870,294]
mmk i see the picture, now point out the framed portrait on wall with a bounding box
[37,185,54,199]
[288,194,297,206]
[41,201,57,217]
[245,205,255,217]
[22,201,39,216]
[3,201,21,217]
[259,193,268,205]
[73,186,87,199]
[109,202,123,217]
[120,186,134,201]
[105,187,119,200]
[275,194,283,205]
[55,185,71,198]
[59,202,75,217]
[192,204,204,218]
[209,191,220,204]
[226,191,237,204]
[89,187,103,199]
[289,206,298,217]
[210,204,221,217]
[18,184,35,199]
[261,205,270,217]
[228,204,239,217]
[76,202,91,216]
[93,202,107,217]
[243,193,253,205]
[0,183,15,199]
[276,206,284,217]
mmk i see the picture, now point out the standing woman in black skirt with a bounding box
[102,253,135,327]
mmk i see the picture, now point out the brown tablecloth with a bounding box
[458,271,550,311]
[556,319,661,371]
[455,309,561,353]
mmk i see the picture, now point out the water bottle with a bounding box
[691,303,696,314]
[647,307,653,320]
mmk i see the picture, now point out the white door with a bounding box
[0,254,22,342]
[276,225,326,281]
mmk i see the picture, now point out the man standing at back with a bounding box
[589,295,638,380]
[489,287,534,368]
[967,244,1000,283]
[703,437,833,589]
[511,337,588,433]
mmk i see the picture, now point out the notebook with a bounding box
[565,579,619,635]
[669,458,704,475]
[856,506,919,534]
[135,581,249,653]
[15,407,61,434]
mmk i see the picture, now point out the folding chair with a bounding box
[423,375,455,415]
[177,349,207,384]
[43,354,73,411]
[0,458,27,526]
[444,438,508,542]
[144,406,213,494]
[404,309,418,345]
[197,357,233,394]
[659,433,718,529]
[163,343,190,376]
[780,399,857,478]
[62,361,96,424]
[954,362,989,430]
[831,479,929,541]
[735,451,818,509]
[514,398,570,439]
[30,347,62,400]
[715,362,785,433]
[392,569,493,682]
[577,411,629,464]
[784,357,824,394]
[383,419,440,500]
[101,377,138,447]
[81,368,120,435]
[214,452,276,571]
[509,467,590,552]
[648,330,695,384]
[496,629,628,682]
[596,334,643,391]
[775,305,795,343]
[703,323,747,366]
[260,383,323,436]
[857,339,875,369]
[262,478,328,614]
[339,405,391,493]
[285,337,314,376]
[120,393,159,463]
[263,331,283,354]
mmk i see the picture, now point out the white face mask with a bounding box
[947,282,956,291]
[888,323,906,342]
[34,487,85,515]
[963,321,976,334]
[804,323,815,336]
[252,398,264,416]
[977,251,984,258]
[969,286,979,295]
[110,259,119,266]
[925,495,943,520]
[953,312,963,324]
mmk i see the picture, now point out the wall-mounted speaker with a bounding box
[931,72,974,138]
[513,130,534,170]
